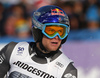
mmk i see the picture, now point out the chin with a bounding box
[47,46,59,52]
[49,48,58,52]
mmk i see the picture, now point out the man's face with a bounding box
[42,35,62,52]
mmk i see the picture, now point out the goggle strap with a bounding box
[32,14,44,30]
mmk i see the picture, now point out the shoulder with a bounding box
[67,63,77,74]
[62,63,77,78]
[60,53,77,78]
[58,52,77,78]
[0,41,30,60]
[2,41,30,53]
[0,42,18,64]
[0,42,18,54]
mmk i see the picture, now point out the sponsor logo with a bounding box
[0,54,4,64]
[9,71,32,78]
[18,47,24,52]
[13,61,55,78]
[51,8,65,16]
[17,47,24,55]
[55,61,64,68]
[64,73,76,78]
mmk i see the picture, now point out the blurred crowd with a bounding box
[0,0,100,39]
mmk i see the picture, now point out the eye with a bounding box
[58,30,63,33]
[49,29,55,32]
[58,29,64,36]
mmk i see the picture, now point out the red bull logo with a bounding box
[51,8,65,16]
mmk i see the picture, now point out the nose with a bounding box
[54,36,60,39]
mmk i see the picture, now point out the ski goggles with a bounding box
[42,23,70,40]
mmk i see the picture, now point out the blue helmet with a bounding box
[32,5,70,44]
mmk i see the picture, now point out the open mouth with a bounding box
[51,42,58,44]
